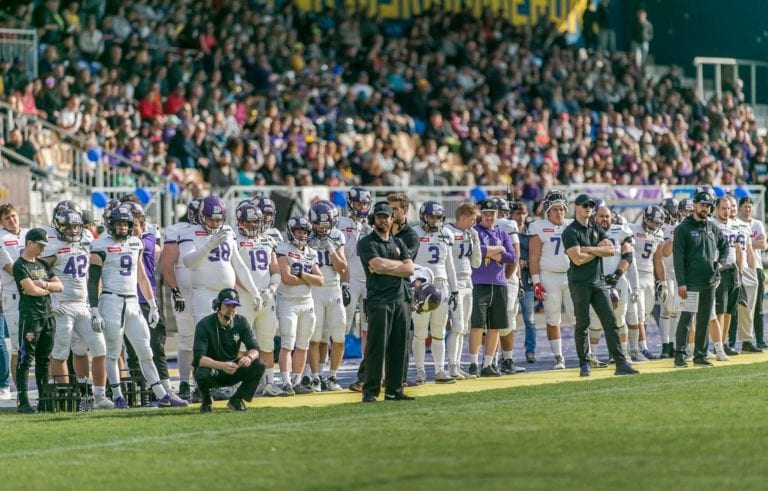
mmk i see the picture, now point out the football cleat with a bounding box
[414,368,427,385]
[326,376,343,392]
[282,383,296,396]
[262,383,287,397]
[434,371,457,384]
[93,397,116,410]
[310,377,322,393]
[157,393,189,408]
[113,396,129,409]
[553,355,566,370]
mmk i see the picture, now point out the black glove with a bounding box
[449,291,458,312]
[171,287,185,313]
[604,269,623,286]
[290,262,303,278]
[342,283,351,306]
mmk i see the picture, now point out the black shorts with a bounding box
[715,267,738,315]
[471,284,508,329]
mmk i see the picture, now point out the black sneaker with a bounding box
[468,362,480,377]
[227,398,247,412]
[525,352,536,363]
[674,353,688,368]
[579,363,591,377]
[693,358,714,367]
[178,381,192,401]
[384,391,415,401]
[723,345,740,356]
[17,402,35,414]
[614,363,639,376]
[659,343,672,359]
[480,365,501,377]
[757,342,768,350]
[200,395,213,413]
[362,394,377,403]
[741,342,763,353]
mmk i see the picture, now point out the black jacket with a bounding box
[673,216,728,288]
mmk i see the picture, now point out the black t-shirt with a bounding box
[394,222,420,260]
[357,231,411,306]
[193,313,258,367]
[12,256,55,320]
[562,219,608,286]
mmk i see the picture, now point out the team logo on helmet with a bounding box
[419,201,445,233]
[200,196,227,234]
[53,209,84,243]
[309,201,335,239]
[107,206,135,241]
[236,203,263,238]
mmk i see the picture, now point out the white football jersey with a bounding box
[235,231,277,290]
[734,218,752,269]
[661,223,677,278]
[496,218,520,245]
[276,241,318,299]
[163,222,193,290]
[445,223,475,281]
[0,227,29,294]
[91,234,143,295]
[528,218,571,273]
[42,233,91,303]
[602,222,634,273]
[628,223,664,274]
[338,215,370,282]
[178,224,238,291]
[713,218,739,265]
[307,228,346,281]
[413,225,457,290]
[748,217,766,266]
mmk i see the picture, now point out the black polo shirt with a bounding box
[192,313,257,367]
[13,256,55,320]
[562,218,608,286]
[393,221,420,260]
[357,231,411,306]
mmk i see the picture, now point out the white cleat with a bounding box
[706,351,716,360]
[715,350,730,362]
[434,371,457,384]
[630,350,649,363]
[325,376,343,391]
[0,387,11,400]
[553,355,566,370]
[262,383,287,397]
[93,396,116,410]
[310,377,322,393]
[414,368,427,385]
[448,363,465,381]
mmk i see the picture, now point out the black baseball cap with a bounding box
[217,288,241,306]
[372,201,393,217]
[478,199,498,212]
[574,194,596,207]
[25,228,49,245]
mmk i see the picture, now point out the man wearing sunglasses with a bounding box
[562,194,639,377]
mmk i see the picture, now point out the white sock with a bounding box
[483,355,494,368]
[447,333,459,364]
[265,368,274,385]
[151,382,166,399]
[629,328,640,351]
[177,349,193,384]
[329,369,337,378]
[714,342,724,353]
[110,383,124,400]
[670,316,679,345]
[281,371,291,386]
[589,342,600,357]
[432,338,445,373]
[311,371,319,380]
[93,385,105,398]
[639,339,649,351]
[469,353,478,365]
[549,338,562,357]
[413,336,426,370]
[660,317,671,343]
[106,357,120,388]
[78,376,89,384]
[292,373,301,385]
[161,379,172,393]
[503,350,513,361]
[687,343,694,354]
[456,334,465,364]
[139,359,162,390]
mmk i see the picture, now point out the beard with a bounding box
[375,221,391,234]
[695,210,709,220]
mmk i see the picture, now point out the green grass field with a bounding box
[3,362,768,491]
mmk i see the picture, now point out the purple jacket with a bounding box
[471,223,516,286]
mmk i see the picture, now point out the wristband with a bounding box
[532,274,541,283]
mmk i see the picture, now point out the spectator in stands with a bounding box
[208,149,237,194]
[630,8,654,67]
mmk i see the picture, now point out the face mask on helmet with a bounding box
[309,202,335,238]
[187,199,202,225]
[254,197,276,229]
[642,206,664,233]
[287,218,312,247]
[54,210,84,243]
[51,200,83,228]
[412,283,442,314]
[419,202,445,232]
[347,186,372,219]
[236,204,263,238]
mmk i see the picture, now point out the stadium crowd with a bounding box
[1,1,767,206]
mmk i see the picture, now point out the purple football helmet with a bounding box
[200,195,227,234]
[419,201,445,233]
[490,197,510,218]
[102,199,121,225]
[317,199,339,228]
[53,209,84,243]
[253,196,277,230]
[51,199,83,227]
[642,204,664,234]
[309,201,336,239]
[286,216,312,248]
[107,205,135,241]
[186,198,202,225]
[660,198,679,224]
[347,186,372,219]
[236,203,263,238]
[412,283,442,314]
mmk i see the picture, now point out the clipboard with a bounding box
[680,291,699,313]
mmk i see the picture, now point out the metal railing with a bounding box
[0,28,38,79]
[693,56,768,106]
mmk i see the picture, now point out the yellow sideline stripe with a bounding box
[203,352,768,409]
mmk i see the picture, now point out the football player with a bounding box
[412,201,458,384]
[658,198,681,359]
[493,197,525,374]
[626,205,666,361]
[307,201,347,391]
[233,202,284,396]
[445,203,481,379]
[89,205,187,408]
[728,194,760,352]
[276,217,324,395]
[252,196,284,242]
[738,196,767,349]
[710,196,743,360]
[339,187,372,350]
[159,198,201,400]
[0,203,28,385]
[528,191,574,369]
[40,208,113,409]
